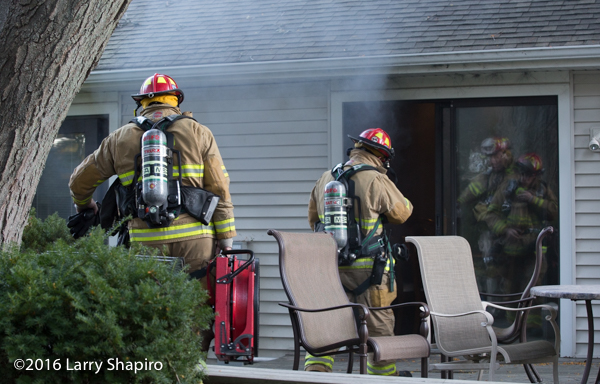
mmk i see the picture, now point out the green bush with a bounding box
[20,209,74,253]
[0,213,212,383]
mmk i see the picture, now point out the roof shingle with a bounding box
[97,0,600,71]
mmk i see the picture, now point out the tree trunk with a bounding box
[0,0,131,245]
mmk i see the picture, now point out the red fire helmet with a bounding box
[131,73,184,106]
[516,152,544,175]
[348,128,395,160]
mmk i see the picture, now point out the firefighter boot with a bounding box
[304,353,333,372]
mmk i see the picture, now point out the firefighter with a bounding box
[457,137,518,293]
[457,137,517,221]
[485,153,558,293]
[68,73,236,350]
[306,128,413,376]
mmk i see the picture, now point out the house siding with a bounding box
[69,68,596,359]
[573,72,600,357]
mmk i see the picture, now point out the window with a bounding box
[32,115,109,220]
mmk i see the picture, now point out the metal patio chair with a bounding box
[406,235,559,382]
[268,229,430,375]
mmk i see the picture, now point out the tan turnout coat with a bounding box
[69,104,236,245]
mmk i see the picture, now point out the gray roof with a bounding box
[97,0,600,71]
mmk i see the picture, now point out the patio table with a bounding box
[530,284,600,384]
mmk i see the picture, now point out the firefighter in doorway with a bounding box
[68,73,236,351]
[485,152,558,294]
[306,128,414,376]
[457,137,518,294]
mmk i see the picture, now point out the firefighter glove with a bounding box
[67,203,101,239]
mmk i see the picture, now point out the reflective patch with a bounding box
[153,111,163,119]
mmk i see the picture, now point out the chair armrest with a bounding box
[431,309,494,326]
[370,301,430,318]
[484,302,557,318]
[279,301,370,320]
[485,301,560,352]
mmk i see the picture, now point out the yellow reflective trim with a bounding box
[174,171,204,178]
[174,164,204,178]
[129,229,215,242]
[304,353,334,369]
[129,222,215,242]
[222,165,229,177]
[119,171,135,177]
[216,227,235,234]
[339,257,391,272]
[119,170,135,186]
[173,164,204,171]
[368,361,397,375]
[360,222,382,232]
[131,221,209,234]
[469,182,483,196]
[73,196,92,205]
[93,179,106,187]
[129,230,213,242]
[214,218,235,234]
[305,353,334,362]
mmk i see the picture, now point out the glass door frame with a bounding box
[331,81,575,355]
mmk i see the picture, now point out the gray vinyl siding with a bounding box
[573,72,600,358]
[119,81,331,358]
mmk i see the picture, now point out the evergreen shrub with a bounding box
[0,212,212,383]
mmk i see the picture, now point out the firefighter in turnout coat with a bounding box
[69,74,236,267]
[484,152,558,294]
[457,137,518,293]
[69,73,236,296]
[306,128,414,376]
[69,74,235,351]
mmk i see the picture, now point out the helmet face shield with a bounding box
[481,137,510,156]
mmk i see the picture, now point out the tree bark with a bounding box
[0,0,131,245]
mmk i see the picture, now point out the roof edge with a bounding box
[85,45,600,88]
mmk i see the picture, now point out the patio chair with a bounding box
[267,229,430,375]
[479,226,555,382]
[406,235,559,382]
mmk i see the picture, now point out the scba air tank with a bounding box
[141,129,169,208]
[323,180,348,249]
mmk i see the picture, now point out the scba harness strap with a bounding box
[129,115,220,229]
[330,163,395,297]
[131,115,190,227]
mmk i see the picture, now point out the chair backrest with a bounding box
[268,230,358,350]
[406,236,492,353]
[501,226,555,342]
[521,226,554,301]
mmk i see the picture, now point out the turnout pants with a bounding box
[304,269,398,375]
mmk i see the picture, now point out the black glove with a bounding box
[67,203,101,239]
